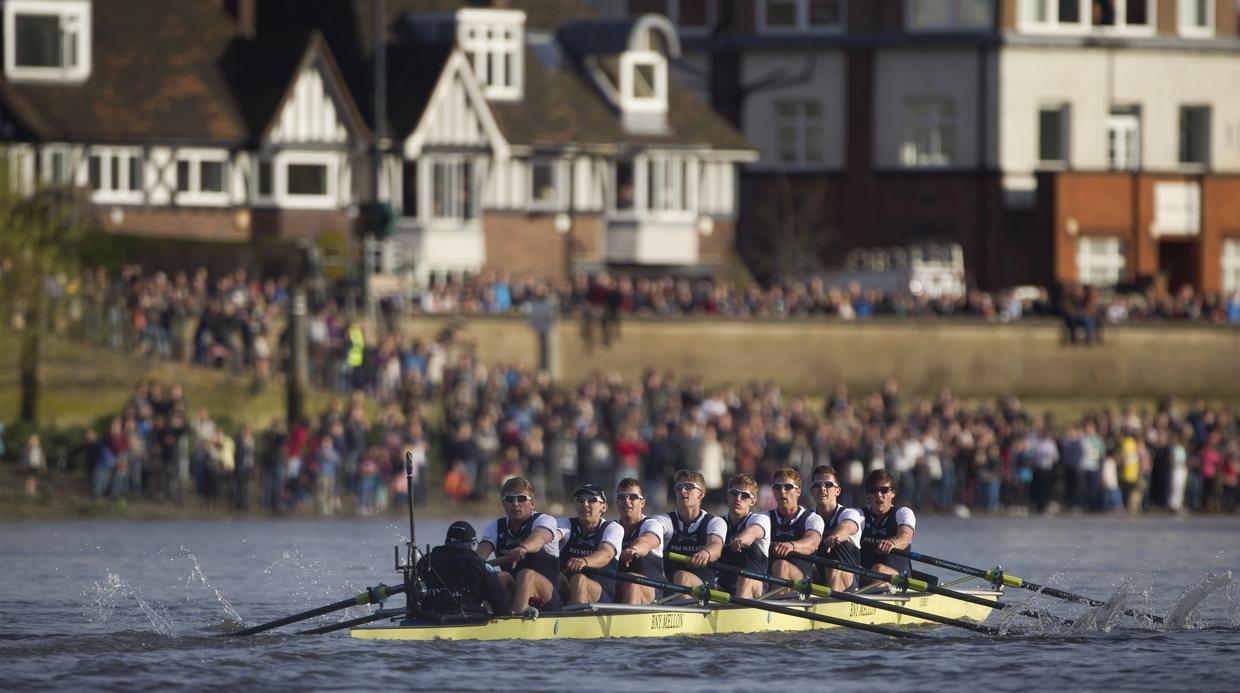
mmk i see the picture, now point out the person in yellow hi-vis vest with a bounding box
[346,321,365,391]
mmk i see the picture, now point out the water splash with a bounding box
[1067,584,1130,634]
[1164,570,1234,630]
[85,572,177,637]
[180,547,244,624]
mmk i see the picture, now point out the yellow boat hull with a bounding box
[351,590,1000,641]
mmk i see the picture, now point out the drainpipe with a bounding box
[976,42,990,289]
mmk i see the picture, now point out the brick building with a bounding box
[611,0,1240,292]
[0,0,755,285]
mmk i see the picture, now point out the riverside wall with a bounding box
[394,315,1240,399]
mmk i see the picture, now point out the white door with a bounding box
[1106,114,1140,171]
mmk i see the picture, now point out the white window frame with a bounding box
[901,97,956,168]
[773,98,825,167]
[174,149,230,206]
[1038,103,1070,168]
[1177,0,1215,38]
[528,157,565,213]
[457,8,524,101]
[1222,239,1240,293]
[422,155,479,223]
[620,50,668,114]
[1106,108,1140,171]
[86,146,144,204]
[274,151,338,210]
[1076,236,1126,286]
[38,142,72,185]
[1178,105,1211,170]
[639,152,697,221]
[666,0,716,35]
[3,0,90,82]
[756,0,845,33]
[1018,0,1155,34]
[904,0,995,31]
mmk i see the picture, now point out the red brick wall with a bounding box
[1201,176,1240,290]
[698,217,737,267]
[483,212,570,278]
[98,206,249,241]
[1218,0,1238,37]
[997,0,1018,30]
[1158,0,1178,34]
[250,208,354,239]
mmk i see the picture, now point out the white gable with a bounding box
[404,51,509,159]
[269,61,351,145]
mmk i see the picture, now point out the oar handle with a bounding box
[667,552,831,599]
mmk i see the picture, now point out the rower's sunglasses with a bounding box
[575,495,604,505]
[674,482,704,493]
[772,483,800,492]
[502,494,532,504]
[867,486,894,495]
[616,492,645,502]
[811,480,840,490]
[727,488,755,500]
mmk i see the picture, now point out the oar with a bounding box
[790,552,1003,612]
[668,553,997,635]
[879,545,1165,625]
[581,567,924,639]
[222,582,404,637]
[299,607,405,635]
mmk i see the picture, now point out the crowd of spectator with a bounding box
[43,267,1240,379]
[59,343,1240,518]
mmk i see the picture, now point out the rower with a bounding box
[417,521,510,617]
[656,469,726,588]
[809,464,864,592]
[558,483,624,605]
[860,469,916,582]
[477,476,562,613]
[614,478,667,604]
[718,473,770,598]
[767,467,824,586]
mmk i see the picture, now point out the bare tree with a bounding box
[745,174,832,281]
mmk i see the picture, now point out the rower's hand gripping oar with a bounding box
[874,543,1166,625]
[789,551,1003,613]
[221,582,405,637]
[582,567,924,639]
[667,553,998,635]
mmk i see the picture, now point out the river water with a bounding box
[1,515,1237,692]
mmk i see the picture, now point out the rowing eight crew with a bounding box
[438,467,915,616]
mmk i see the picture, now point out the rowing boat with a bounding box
[350,588,1000,641]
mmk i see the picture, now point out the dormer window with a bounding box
[621,49,667,112]
[3,0,91,82]
[457,8,524,101]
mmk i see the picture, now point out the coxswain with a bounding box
[860,469,916,581]
[809,465,864,592]
[477,476,562,612]
[718,473,770,598]
[558,483,625,605]
[656,469,726,588]
[614,478,666,604]
[766,467,825,585]
[418,521,510,617]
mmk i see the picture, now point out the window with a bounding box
[758,0,843,32]
[1090,1,1153,30]
[457,9,524,99]
[901,98,956,167]
[86,147,143,202]
[620,50,667,112]
[287,164,326,196]
[257,161,273,198]
[38,144,71,185]
[174,150,229,204]
[3,0,91,82]
[614,160,635,211]
[428,158,477,221]
[1018,0,1085,28]
[774,99,824,165]
[1020,0,1154,32]
[1076,236,1126,286]
[401,161,417,218]
[274,152,337,208]
[906,0,993,30]
[1178,106,1210,168]
[667,0,715,33]
[529,159,562,211]
[1038,104,1069,166]
[644,153,692,215]
[1178,0,1214,36]
[1106,106,1140,171]
[1222,240,1240,293]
